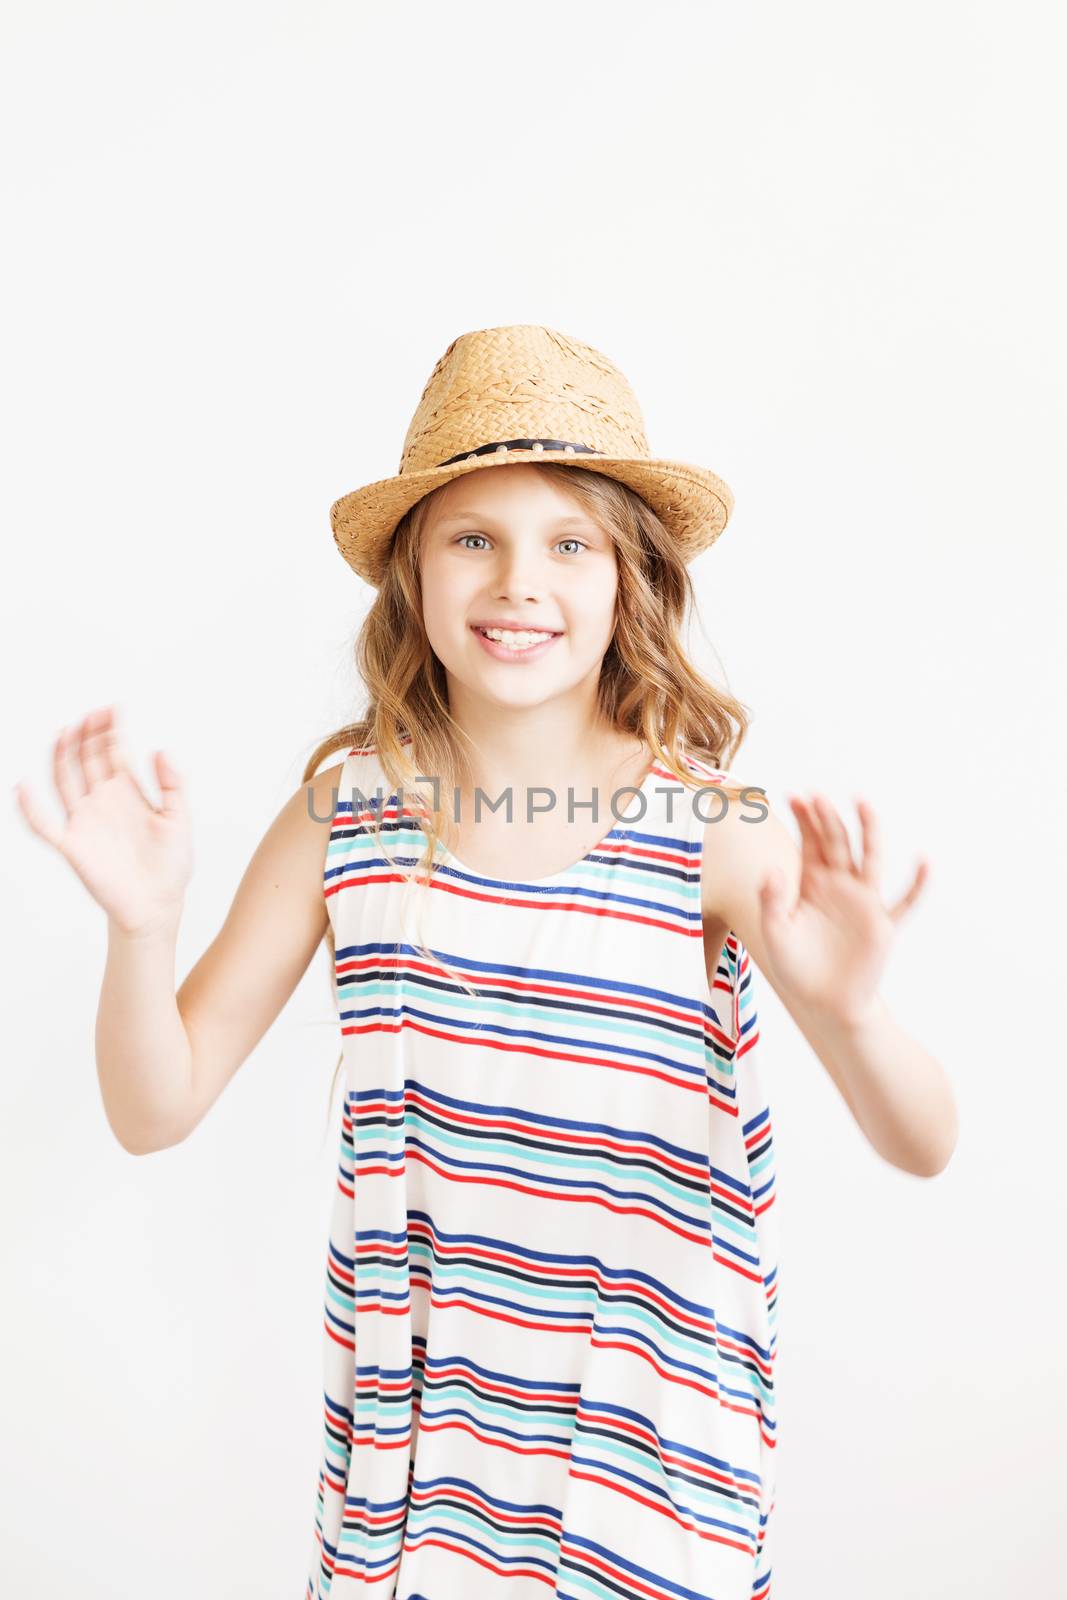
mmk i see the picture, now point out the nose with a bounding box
[490,550,545,602]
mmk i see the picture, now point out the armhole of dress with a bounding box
[322,745,363,936]
[731,935,758,1062]
[708,760,761,1060]
[684,749,745,1058]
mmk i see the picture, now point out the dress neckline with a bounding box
[432,754,664,888]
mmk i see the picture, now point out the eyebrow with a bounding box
[434,511,599,528]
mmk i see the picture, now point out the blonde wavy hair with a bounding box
[301,462,752,1134]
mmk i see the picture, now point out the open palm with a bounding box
[13,706,194,938]
[758,793,929,1026]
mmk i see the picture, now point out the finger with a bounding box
[12,780,67,852]
[787,795,827,869]
[855,797,882,891]
[80,706,114,789]
[154,750,186,817]
[786,795,832,906]
[52,723,86,817]
[810,793,855,873]
[96,708,159,809]
[888,859,931,922]
[101,707,134,779]
[92,708,124,782]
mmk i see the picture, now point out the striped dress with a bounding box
[306,742,779,1600]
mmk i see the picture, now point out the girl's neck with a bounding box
[452,721,649,808]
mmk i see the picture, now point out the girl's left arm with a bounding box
[705,787,959,1178]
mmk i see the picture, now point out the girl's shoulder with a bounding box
[674,744,757,802]
[696,765,795,928]
[310,743,398,824]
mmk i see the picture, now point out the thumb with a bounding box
[153,750,186,816]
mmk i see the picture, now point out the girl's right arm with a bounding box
[14,707,343,1155]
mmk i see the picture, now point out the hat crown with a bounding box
[398,324,650,475]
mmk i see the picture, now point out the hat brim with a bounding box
[330,450,735,588]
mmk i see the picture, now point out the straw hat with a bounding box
[330,323,735,588]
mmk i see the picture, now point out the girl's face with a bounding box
[419,464,619,713]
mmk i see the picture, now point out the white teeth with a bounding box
[480,627,555,648]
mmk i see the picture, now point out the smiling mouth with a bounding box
[471,625,563,655]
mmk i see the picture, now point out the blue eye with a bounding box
[454,534,588,554]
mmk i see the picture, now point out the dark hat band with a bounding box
[435,438,603,468]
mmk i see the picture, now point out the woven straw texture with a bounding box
[330,324,735,587]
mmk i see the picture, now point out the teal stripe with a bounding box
[403,1111,703,1207]
[335,976,706,1065]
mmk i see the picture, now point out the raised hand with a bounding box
[757,793,929,1027]
[13,706,194,938]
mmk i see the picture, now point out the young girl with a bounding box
[15,324,957,1599]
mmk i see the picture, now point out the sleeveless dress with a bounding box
[305,742,780,1600]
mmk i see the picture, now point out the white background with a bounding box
[2,3,1064,1595]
